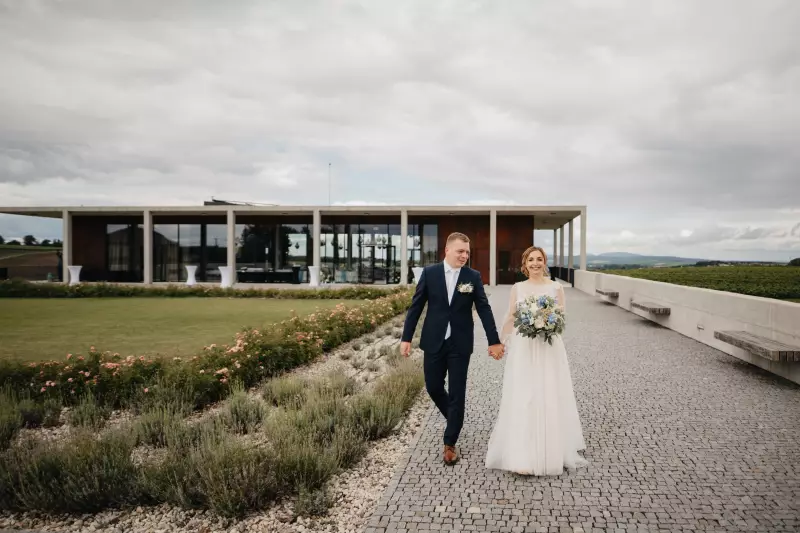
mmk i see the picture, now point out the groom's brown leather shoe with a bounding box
[443,445,459,465]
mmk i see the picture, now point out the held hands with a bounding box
[488,343,505,360]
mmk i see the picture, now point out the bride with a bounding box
[485,246,588,476]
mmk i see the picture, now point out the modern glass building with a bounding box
[0,204,587,286]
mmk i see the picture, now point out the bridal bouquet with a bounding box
[513,294,566,345]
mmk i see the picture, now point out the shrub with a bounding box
[262,375,308,408]
[226,386,267,434]
[0,278,407,300]
[385,348,402,368]
[133,401,192,448]
[0,403,22,451]
[339,349,353,361]
[294,486,333,518]
[68,393,111,430]
[0,430,139,513]
[42,398,63,428]
[16,399,45,428]
[351,358,365,371]
[366,361,380,372]
[314,370,356,398]
[350,393,403,440]
[350,359,424,440]
[140,425,277,517]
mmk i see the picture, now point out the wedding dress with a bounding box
[485,280,588,475]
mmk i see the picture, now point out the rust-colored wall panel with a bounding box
[436,215,490,284]
[72,216,117,270]
[497,215,534,284]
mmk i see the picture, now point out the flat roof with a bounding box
[0,204,584,230]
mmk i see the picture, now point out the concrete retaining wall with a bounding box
[574,270,800,384]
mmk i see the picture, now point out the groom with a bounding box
[401,232,504,465]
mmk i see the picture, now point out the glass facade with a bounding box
[98,215,444,285]
[106,223,143,282]
[317,221,438,284]
[153,223,229,282]
[235,222,311,282]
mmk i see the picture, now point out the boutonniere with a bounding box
[457,282,474,294]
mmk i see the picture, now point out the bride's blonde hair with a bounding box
[521,246,549,277]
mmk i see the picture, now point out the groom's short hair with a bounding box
[446,232,470,244]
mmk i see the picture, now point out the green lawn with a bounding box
[0,298,356,362]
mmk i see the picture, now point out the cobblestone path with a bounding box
[365,285,800,533]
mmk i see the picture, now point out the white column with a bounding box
[552,229,557,271]
[143,210,153,284]
[489,209,497,286]
[568,219,574,270]
[312,209,321,268]
[580,208,588,271]
[61,209,71,283]
[400,209,408,285]
[559,225,565,269]
[226,209,236,284]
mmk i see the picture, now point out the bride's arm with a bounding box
[500,283,517,343]
[555,283,566,311]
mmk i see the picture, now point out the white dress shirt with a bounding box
[444,261,460,339]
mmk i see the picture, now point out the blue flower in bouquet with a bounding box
[537,295,549,308]
[547,313,557,324]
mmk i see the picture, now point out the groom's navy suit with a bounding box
[402,262,501,446]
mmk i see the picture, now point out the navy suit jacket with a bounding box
[401,263,501,355]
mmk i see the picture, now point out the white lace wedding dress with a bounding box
[485,280,588,475]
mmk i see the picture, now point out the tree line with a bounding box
[0,235,63,247]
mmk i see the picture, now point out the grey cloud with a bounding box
[0,0,799,261]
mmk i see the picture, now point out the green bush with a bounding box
[133,401,192,448]
[225,387,267,434]
[0,278,406,300]
[294,486,333,518]
[350,359,424,440]
[140,423,278,517]
[314,370,356,398]
[16,399,45,428]
[42,398,63,428]
[68,393,111,430]
[0,403,22,451]
[262,375,308,408]
[0,430,139,513]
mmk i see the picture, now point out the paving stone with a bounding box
[366,285,800,532]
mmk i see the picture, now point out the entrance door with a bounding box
[359,246,375,284]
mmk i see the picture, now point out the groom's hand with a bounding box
[400,341,412,357]
[488,343,504,360]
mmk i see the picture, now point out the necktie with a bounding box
[445,269,453,339]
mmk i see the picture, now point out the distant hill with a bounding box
[587,252,703,267]
[549,252,784,269]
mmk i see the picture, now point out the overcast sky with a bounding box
[1,0,798,261]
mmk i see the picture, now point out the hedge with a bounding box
[0,279,406,300]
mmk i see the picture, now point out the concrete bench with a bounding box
[631,300,671,316]
[714,330,800,362]
[596,289,619,298]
